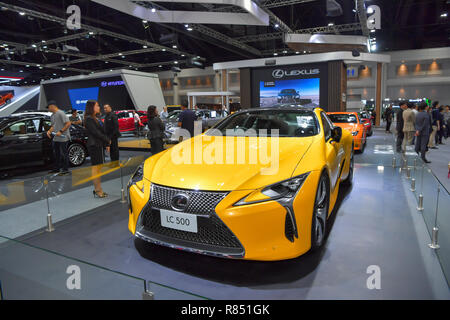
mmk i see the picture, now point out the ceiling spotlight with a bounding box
[105,61,109,63]
[143,45,148,48]
[295,51,299,54]
[441,13,448,18]
[41,40,46,43]
[19,70,23,72]
[174,61,178,64]
[185,24,189,28]
[39,67,43,69]
[19,12,25,16]
[367,7,374,14]
[25,65,29,67]
[282,50,287,53]
[187,27,193,31]
[352,9,356,13]
[172,45,177,49]
[31,44,37,48]
[142,20,148,23]
[89,31,94,35]
[274,24,279,28]
[273,53,278,56]
[370,29,376,33]
[162,49,166,51]
[328,22,334,26]
[151,8,156,13]
[371,44,377,51]
[62,68,66,70]
[181,54,185,57]
[158,65,162,67]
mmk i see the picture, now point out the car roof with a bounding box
[327,111,359,115]
[237,106,318,113]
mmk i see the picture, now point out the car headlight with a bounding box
[234,172,310,206]
[128,163,144,192]
[352,131,359,136]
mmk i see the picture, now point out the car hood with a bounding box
[334,123,360,133]
[147,134,315,191]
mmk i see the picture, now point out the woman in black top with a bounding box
[84,100,111,198]
[146,105,165,155]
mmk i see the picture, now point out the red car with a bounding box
[359,111,373,136]
[114,110,147,133]
[0,92,14,107]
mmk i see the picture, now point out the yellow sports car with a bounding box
[128,107,354,261]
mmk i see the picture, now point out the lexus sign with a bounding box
[272,69,320,79]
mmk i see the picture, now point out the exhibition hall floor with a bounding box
[3,128,450,299]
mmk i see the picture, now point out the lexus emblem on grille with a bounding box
[171,194,189,211]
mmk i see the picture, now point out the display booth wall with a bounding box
[240,61,347,111]
[41,76,133,111]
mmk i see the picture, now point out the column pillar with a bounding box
[375,62,382,126]
[173,74,180,105]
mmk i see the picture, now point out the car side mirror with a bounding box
[331,127,342,143]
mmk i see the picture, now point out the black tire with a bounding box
[368,128,373,136]
[341,148,354,186]
[68,143,86,167]
[310,172,330,252]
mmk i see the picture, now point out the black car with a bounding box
[0,114,88,172]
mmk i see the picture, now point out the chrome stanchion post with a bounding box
[428,187,441,249]
[406,167,411,180]
[392,157,396,168]
[142,281,154,300]
[411,178,416,192]
[44,176,55,232]
[417,165,424,211]
[120,160,126,204]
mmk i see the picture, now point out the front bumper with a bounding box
[128,171,320,261]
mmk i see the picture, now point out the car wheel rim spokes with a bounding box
[69,145,84,165]
[315,178,328,244]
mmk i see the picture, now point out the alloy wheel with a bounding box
[68,144,86,166]
[313,175,329,247]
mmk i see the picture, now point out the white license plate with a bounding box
[160,209,198,233]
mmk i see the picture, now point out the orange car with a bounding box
[327,112,367,152]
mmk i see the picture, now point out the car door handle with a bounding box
[18,136,29,139]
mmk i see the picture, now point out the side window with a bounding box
[8,121,27,135]
[320,113,332,141]
[40,120,52,132]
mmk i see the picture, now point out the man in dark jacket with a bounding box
[396,102,407,152]
[415,102,431,163]
[178,101,197,139]
[103,104,121,161]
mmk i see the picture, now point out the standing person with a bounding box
[69,109,82,125]
[385,105,393,133]
[443,105,450,139]
[133,110,143,137]
[103,104,121,162]
[402,103,416,152]
[160,106,169,120]
[84,100,111,198]
[146,105,165,155]
[437,106,445,145]
[428,101,439,149]
[177,101,197,139]
[396,102,407,152]
[415,102,431,163]
[46,101,71,175]
[371,110,376,125]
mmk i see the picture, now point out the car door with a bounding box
[40,118,54,162]
[321,112,344,191]
[0,119,43,169]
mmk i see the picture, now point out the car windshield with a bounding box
[167,111,181,120]
[328,114,358,124]
[208,109,319,137]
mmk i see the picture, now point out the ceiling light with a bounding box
[158,65,162,67]
[328,22,334,26]
[25,65,29,67]
[31,44,37,48]
[371,44,377,51]
[367,7,374,14]
[39,67,43,69]
[441,13,448,18]
[295,51,299,54]
[185,24,189,28]
[62,68,66,70]
[273,53,278,56]
[282,50,287,53]
[174,61,178,64]
[36,64,40,66]
[352,9,356,13]
[187,27,193,31]
[19,12,25,16]
[143,45,148,48]
[274,24,279,28]
[172,45,177,49]
[151,8,156,13]
[181,54,185,57]
[162,49,166,51]
[370,29,376,33]
[41,40,46,43]
[142,20,148,23]
[89,31,94,35]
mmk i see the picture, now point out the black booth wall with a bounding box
[240,61,347,112]
[42,76,134,111]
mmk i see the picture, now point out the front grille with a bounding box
[137,184,244,257]
[150,184,228,215]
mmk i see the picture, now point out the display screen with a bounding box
[259,78,320,108]
[68,87,100,110]
[250,62,328,109]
